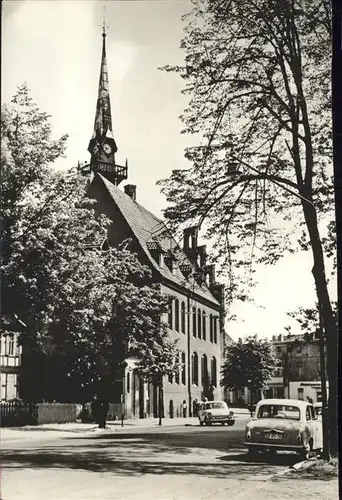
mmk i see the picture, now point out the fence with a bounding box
[0,402,78,427]
[0,401,37,427]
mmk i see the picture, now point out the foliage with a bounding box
[158,0,337,455]
[286,302,337,340]
[158,0,334,295]
[1,84,179,400]
[220,335,277,394]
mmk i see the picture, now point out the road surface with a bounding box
[0,419,338,500]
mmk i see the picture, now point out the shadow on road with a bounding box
[0,428,298,477]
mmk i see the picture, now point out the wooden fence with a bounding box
[0,402,78,427]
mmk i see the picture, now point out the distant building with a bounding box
[264,333,324,403]
[83,26,225,418]
[0,319,22,401]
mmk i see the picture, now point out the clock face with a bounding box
[102,143,112,155]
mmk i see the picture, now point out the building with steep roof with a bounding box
[84,26,225,419]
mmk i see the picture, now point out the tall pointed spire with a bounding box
[88,8,127,185]
[88,10,117,153]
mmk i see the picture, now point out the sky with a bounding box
[2,0,336,340]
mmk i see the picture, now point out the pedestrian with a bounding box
[91,394,100,425]
[307,396,314,405]
[193,398,199,417]
[182,399,187,418]
[99,399,109,429]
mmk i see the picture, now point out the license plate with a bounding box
[265,433,283,440]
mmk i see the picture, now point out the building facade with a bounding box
[0,331,21,401]
[264,333,324,403]
[83,27,225,418]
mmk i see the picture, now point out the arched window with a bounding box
[202,311,206,341]
[168,298,173,329]
[181,352,186,385]
[209,314,213,342]
[192,307,197,337]
[181,302,186,334]
[127,372,130,393]
[192,352,198,385]
[197,309,202,339]
[201,354,208,386]
[213,316,218,344]
[211,356,217,387]
[175,298,180,332]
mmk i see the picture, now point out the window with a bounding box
[8,336,14,356]
[211,356,217,387]
[192,307,197,337]
[192,352,198,385]
[174,299,180,332]
[306,406,313,421]
[168,372,173,384]
[213,317,218,344]
[181,352,186,385]
[197,309,202,339]
[209,314,213,342]
[127,372,130,393]
[297,387,304,400]
[181,302,186,334]
[201,354,208,386]
[168,298,173,329]
[202,311,206,340]
[175,367,180,384]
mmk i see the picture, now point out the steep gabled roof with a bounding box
[97,174,220,307]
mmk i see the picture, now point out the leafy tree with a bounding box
[221,335,277,414]
[158,0,337,455]
[1,85,179,413]
[133,329,180,425]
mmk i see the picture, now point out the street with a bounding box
[0,419,338,500]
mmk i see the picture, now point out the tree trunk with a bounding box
[302,202,338,457]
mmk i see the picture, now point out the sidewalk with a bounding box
[1,409,250,440]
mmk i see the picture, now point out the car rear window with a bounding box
[257,404,300,420]
[205,402,226,410]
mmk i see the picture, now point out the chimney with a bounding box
[197,245,207,268]
[124,184,137,201]
[183,226,199,263]
[206,264,216,286]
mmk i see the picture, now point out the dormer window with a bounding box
[164,250,176,273]
[147,241,163,266]
[179,263,192,278]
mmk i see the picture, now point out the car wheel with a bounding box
[199,420,204,427]
[221,422,225,426]
[227,420,235,426]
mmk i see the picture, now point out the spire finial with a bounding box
[102,5,108,37]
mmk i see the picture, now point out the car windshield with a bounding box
[257,404,301,420]
[205,402,226,410]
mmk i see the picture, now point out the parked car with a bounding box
[198,401,235,426]
[244,398,322,460]
[313,402,322,420]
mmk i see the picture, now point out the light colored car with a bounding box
[198,400,235,426]
[244,398,322,460]
[313,402,322,420]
